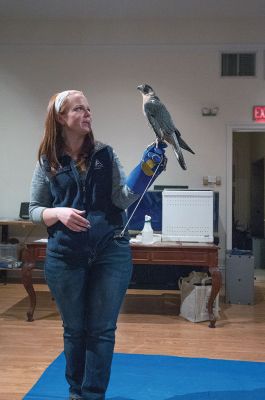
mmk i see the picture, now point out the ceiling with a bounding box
[0,0,265,20]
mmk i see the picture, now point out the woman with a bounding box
[29,89,166,400]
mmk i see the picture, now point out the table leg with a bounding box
[21,247,36,322]
[1,224,8,242]
[0,270,7,284]
[208,267,222,328]
[1,225,8,284]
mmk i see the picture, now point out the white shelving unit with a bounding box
[162,190,214,242]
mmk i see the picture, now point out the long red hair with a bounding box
[38,91,95,172]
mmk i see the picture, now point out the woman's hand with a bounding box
[125,141,167,194]
[56,208,90,231]
[43,207,90,231]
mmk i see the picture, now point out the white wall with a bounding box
[1,17,265,261]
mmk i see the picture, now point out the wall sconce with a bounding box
[201,107,219,117]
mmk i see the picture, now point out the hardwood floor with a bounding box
[1,281,265,399]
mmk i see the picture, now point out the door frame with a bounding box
[226,123,265,250]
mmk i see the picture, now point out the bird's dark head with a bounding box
[137,84,155,96]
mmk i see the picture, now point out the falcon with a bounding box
[137,83,195,170]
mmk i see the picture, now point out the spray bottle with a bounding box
[141,215,154,244]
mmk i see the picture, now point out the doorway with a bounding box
[251,158,264,237]
[226,124,265,251]
[232,131,264,250]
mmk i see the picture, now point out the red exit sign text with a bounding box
[253,106,265,122]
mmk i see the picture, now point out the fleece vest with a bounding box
[41,145,126,261]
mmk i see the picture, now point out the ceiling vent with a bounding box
[221,53,256,77]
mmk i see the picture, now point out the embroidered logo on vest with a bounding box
[94,159,104,170]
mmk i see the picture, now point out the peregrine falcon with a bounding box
[137,83,195,170]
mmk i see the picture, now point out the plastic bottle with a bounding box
[141,215,153,244]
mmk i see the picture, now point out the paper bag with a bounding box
[179,271,220,323]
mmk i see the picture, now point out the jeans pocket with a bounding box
[44,258,67,291]
[113,236,130,248]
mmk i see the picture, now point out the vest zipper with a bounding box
[81,152,95,207]
[82,182,86,206]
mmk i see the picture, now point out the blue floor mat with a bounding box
[24,352,265,400]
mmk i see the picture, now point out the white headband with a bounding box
[54,90,73,113]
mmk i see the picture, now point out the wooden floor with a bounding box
[1,281,265,399]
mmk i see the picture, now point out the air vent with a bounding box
[221,53,256,77]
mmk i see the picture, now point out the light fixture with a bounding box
[203,176,222,186]
[201,107,219,117]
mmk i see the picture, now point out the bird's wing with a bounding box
[167,129,187,170]
[144,99,187,170]
[144,101,164,139]
[171,140,187,170]
[149,100,176,135]
[152,101,188,169]
[153,101,195,155]
[177,134,195,154]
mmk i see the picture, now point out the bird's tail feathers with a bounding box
[177,134,195,154]
[173,149,187,170]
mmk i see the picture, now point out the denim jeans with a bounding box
[45,236,133,400]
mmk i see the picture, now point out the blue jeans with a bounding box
[45,236,133,400]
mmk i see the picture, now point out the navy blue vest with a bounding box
[41,144,127,261]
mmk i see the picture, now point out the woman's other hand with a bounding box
[43,207,90,231]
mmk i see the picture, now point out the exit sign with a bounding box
[253,106,265,122]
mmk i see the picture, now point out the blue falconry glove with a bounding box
[126,141,167,194]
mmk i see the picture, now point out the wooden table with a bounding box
[0,219,34,242]
[0,219,35,283]
[22,241,221,327]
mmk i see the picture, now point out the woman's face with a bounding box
[59,92,92,135]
